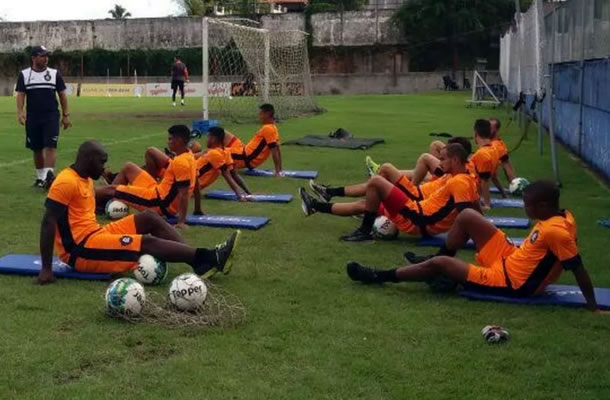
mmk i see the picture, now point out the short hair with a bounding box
[259,103,275,117]
[444,143,468,164]
[448,136,472,155]
[489,118,501,130]
[474,119,492,139]
[523,180,559,208]
[168,125,191,143]
[174,55,181,60]
[208,126,225,142]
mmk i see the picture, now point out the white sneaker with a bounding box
[172,102,176,107]
[181,100,185,106]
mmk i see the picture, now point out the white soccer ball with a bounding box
[105,278,146,316]
[168,273,208,311]
[105,200,129,220]
[228,95,233,100]
[133,255,168,286]
[372,216,399,240]
[509,177,530,196]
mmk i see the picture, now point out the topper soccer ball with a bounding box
[509,177,530,196]
[133,255,168,286]
[105,200,129,220]
[168,273,208,311]
[372,216,399,240]
[105,278,146,316]
[481,325,510,344]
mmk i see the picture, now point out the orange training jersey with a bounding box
[46,167,101,261]
[492,139,508,162]
[505,210,580,293]
[393,173,479,235]
[470,144,499,182]
[196,148,227,189]
[420,174,451,198]
[243,124,280,168]
[157,151,196,215]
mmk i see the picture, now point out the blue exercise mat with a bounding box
[244,169,318,179]
[167,214,269,230]
[486,216,530,229]
[0,254,112,281]
[490,198,524,208]
[418,234,524,248]
[205,190,293,203]
[598,219,610,228]
[490,187,510,194]
[459,284,610,311]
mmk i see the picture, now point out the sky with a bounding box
[0,0,183,22]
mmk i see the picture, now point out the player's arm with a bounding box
[270,144,282,176]
[175,186,190,228]
[230,169,251,194]
[491,174,507,198]
[38,207,59,285]
[16,73,26,125]
[502,160,516,183]
[479,178,491,210]
[184,67,189,83]
[221,168,249,201]
[193,179,203,215]
[56,73,71,129]
[572,264,599,312]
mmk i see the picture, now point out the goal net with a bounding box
[203,18,320,122]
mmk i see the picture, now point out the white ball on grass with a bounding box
[105,200,129,220]
[133,254,168,286]
[509,177,530,196]
[372,216,399,240]
[105,278,146,316]
[168,273,208,311]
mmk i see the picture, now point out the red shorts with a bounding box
[379,186,409,217]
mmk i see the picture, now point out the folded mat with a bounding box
[244,169,318,179]
[0,254,111,280]
[490,198,524,208]
[459,284,610,310]
[284,135,384,150]
[418,234,524,248]
[205,190,292,203]
[167,214,269,230]
[486,216,530,229]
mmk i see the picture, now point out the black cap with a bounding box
[31,46,49,57]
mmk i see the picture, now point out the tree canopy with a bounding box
[108,4,132,19]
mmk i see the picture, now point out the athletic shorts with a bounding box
[67,215,142,274]
[25,112,60,151]
[394,176,422,201]
[171,79,185,92]
[114,171,168,216]
[464,230,518,293]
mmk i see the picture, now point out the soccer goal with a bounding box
[202,18,320,122]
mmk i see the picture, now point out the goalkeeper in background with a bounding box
[171,56,189,107]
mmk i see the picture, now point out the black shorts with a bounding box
[171,80,185,92]
[25,113,60,151]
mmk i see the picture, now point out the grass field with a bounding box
[1,92,609,399]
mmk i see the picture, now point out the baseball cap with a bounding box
[31,46,50,57]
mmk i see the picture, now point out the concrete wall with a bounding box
[261,13,305,32]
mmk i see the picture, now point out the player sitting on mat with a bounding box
[345,180,605,313]
[489,118,517,193]
[231,103,283,176]
[38,140,239,284]
[192,127,252,215]
[96,125,196,229]
[300,144,479,242]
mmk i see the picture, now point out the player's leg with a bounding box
[171,80,177,105]
[113,162,148,186]
[143,147,170,179]
[26,118,46,187]
[40,113,60,188]
[132,210,184,243]
[412,153,442,185]
[309,180,367,202]
[299,188,366,217]
[179,81,185,105]
[429,140,446,159]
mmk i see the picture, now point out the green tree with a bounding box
[392,0,530,72]
[174,0,217,16]
[108,4,132,19]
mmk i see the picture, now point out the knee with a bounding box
[455,208,478,224]
[145,147,157,157]
[378,163,393,177]
[367,175,386,188]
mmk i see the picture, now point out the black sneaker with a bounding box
[202,230,241,279]
[309,180,332,202]
[32,179,45,188]
[102,170,117,185]
[299,187,317,216]
[404,251,434,264]
[340,228,373,242]
[346,262,381,284]
[42,170,55,189]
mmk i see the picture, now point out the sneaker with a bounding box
[340,228,373,242]
[102,169,117,185]
[32,179,44,188]
[181,100,185,106]
[309,180,332,202]
[404,251,434,264]
[346,262,381,284]
[298,187,317,216]
[202,230,241,279]
[42,170,55,189]
[365,156,380,177]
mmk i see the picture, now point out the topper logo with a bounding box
[171,285,202,298]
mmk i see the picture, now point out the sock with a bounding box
[43,167,54,177]
[433,167,445,177]
[437,244,457,257]
[36,169,45,180]
[314,201,333,214]
[376,268,399,283]
[360,211,377,233]
[194,248,217,266]
[327,187,345,197]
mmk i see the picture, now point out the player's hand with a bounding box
[36,268,56,285]
[175,222,188,229]
[481,204,491,213]
[62,116,72,130]
[17,113,26,126]
[274,171,284,177]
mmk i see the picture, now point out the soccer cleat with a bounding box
[404,251,434,264]
[205,230,240,278]
[346,262,381,284]
[299,187,317,216]
[365,156,380,177]
[340,228,373,242]
[42,170,55,189]
[32,179,45,188]
[309,180,332,202]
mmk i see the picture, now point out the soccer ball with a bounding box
[481,325,510,344]
[168,273,208,311]
[509,177,530,196]
[372,216,399,240]
[105,200,129,220]
[133,255,168,286]
[105,278,146,316]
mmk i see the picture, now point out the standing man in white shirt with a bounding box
[16,46,72,188]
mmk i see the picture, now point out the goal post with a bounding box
[201,17,320,122]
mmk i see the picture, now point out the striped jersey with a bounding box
[16,67,66,115]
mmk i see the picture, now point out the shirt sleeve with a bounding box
[261,126,279,147]
[473,152,493,180]
[45,180,75,213]
[449,177,477,205]
[56,72,67,92]
[209,149,227,170]
[171,158,193,188]
[16,73,26,93]
[546,228,582,270]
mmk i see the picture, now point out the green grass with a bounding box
[1,93,609,399]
